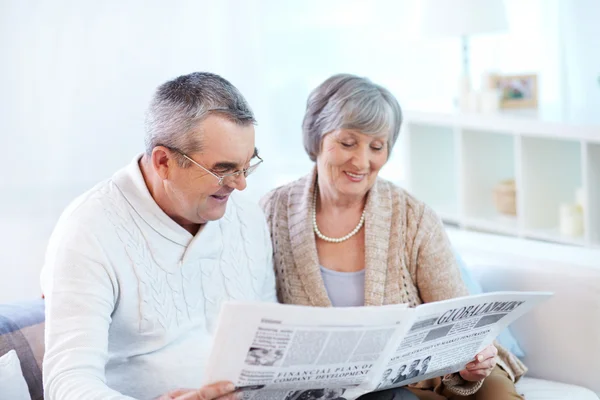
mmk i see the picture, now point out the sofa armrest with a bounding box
[446,228,600,394]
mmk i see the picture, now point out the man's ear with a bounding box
[151,146,174,180]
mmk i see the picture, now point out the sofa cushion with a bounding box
[0,349,31,400]
[0,299,45,400]
[517,377,599,399]
[454,250,524,357]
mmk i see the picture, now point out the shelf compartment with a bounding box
[461,130,516,222]
[520,136,583,239]
[406,123,459,220]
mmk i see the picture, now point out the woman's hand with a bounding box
[157,381,239,400]
[459,344,497,382]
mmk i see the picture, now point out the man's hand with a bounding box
[459,344,497,382]
[157,381,239,400]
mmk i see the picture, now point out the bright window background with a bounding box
[1,0,598,302]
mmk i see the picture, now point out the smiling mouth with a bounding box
[345,171,367,181]
[210,193,231,201]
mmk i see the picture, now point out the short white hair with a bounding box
[302,74,402,162]
[144,72,255,166]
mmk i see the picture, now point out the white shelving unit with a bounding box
[402,110,600,248]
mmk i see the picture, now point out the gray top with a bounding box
[320,266,365,307]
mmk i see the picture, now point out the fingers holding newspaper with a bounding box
[458,344,498,382]
[156,381,241,400]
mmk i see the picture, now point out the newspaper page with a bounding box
[204,302,413,400]
[204,292,551,400]
[371,291,552,391]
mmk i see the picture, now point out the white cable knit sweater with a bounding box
[40,156,277,400]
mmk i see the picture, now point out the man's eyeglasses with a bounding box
[166,146,263,186]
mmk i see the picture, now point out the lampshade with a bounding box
[420,0,508,37]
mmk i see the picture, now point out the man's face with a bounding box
[409,360,420,372]
[161,115,256,225]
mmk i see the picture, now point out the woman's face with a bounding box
[316,129,388,199]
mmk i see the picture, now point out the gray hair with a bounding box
[144,72,256,166]
[302,73,403,162]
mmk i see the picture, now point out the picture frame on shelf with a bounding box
[489,74,538,109]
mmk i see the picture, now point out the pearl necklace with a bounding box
[312,187,366,243]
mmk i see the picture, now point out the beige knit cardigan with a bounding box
[260,169,526,396]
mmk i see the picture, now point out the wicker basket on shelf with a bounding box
[493,179,517,216]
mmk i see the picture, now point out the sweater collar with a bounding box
[287,167,393,307]
[111,155,225,251]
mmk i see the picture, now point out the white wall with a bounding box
[0,0,589,302]
[0,0,268,302]
[559,0,600,122]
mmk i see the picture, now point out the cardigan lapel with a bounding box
[286,169,393,308]
[287,169,332,307]
[363,179,393,306]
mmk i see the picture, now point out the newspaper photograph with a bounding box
[203,291,551,400]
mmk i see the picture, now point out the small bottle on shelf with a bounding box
[559,203,584,237]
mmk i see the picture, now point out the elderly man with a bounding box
[392,365,408,384]
[406,360,421,380]
[377,369,395,390]
[41,72,276,400]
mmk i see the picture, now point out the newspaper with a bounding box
[204,291,551,400]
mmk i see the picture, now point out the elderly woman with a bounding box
[260,74,526,400]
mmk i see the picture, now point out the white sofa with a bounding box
[448,228,600,399]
